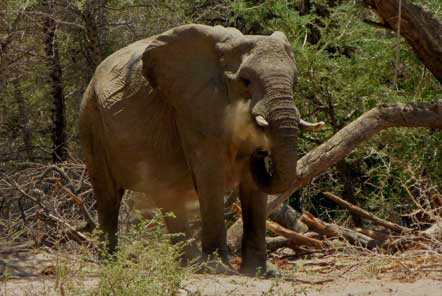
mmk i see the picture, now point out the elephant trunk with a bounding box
[251,78,300,195]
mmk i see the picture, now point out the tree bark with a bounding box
[336,160,363,227]
[12,80,33,160]
[42,0,68,162]
[364,0,442,83]
[82,0,107,79]
[268,101,442,213]
[228,100,442,239]
[0,4,25,126]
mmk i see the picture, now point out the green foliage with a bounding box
[62,214,188,296]
[230,0,442,220]
[1,0,442,220]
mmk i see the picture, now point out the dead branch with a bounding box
[323,192,412,233]
[7,178,49,214]
[1,162,97,249]
[266,221,323,249]
[355,228,390,241]
[301,212,382,249]
[268,101,442,214]
[8,178,93,244]
[38,165,76,193]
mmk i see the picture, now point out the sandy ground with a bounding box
[180,275,442,296]
[2,250,442,296]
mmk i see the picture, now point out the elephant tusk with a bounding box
[255,115,269,127]
[300,119,325,131]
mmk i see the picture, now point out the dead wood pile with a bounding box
[0,162,96,252]
[229,192,442,256]
[1,162,442,259]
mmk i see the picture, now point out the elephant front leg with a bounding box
[193,162,230,264]
[177,121,234,273]
[239,172,268,275]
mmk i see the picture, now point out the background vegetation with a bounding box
[1,0,441,224]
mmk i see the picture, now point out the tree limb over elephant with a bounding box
[227,100,442,248]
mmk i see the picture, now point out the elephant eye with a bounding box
[240,77,251,87]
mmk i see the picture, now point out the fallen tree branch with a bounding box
[228,101,442,240]
[266,221,323,249]
[323,192,412,233]
[268,101,442,214]
[300,212,383,249]
[227,203,321,251]
[355,228,390,241]
[266,236,291,252]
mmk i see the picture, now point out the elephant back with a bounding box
[94,39,151,110]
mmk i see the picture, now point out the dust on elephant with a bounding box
[80,24,316,274]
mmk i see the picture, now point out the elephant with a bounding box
[79,24,323,275]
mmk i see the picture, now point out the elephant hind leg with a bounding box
[89,162,123,254]
[80,94,124,254]
[94,179,124,255]
[82,137,123,254]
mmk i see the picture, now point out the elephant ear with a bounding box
[142,24,242,136]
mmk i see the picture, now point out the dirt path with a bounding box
[4,273,442,295]
[181,274,442,295]
[2,251,442,295]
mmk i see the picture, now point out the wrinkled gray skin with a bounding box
[80,24,302,274]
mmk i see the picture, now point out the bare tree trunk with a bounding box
[324,87,363,227]
[336,160,363,227]
[12,80,33,160]
[82,0,107,79]
[42,0,67,162]
[0,3,25,127]
[228,101,442,240]
[364,0,442,83]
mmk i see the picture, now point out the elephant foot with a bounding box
[263,260,280,278]
[240,259,280,278]
[179,242,203,266]
[179,245,238,274]
[195,259,239,275]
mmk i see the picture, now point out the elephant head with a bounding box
[142,24,300,195]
